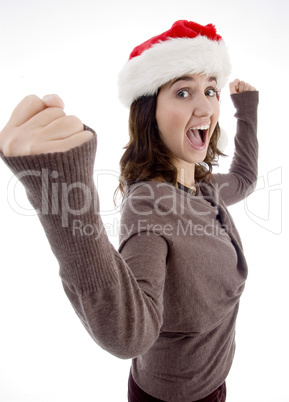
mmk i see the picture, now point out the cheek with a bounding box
[157,106,185,136]
[158,125,175,150]
[209,103,220,135]
[156,111,173,147]
[157,115,182,151]
[213,101,220,121]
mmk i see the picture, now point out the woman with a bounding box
[0,20,258,402]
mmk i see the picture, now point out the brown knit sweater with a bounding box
[1,91,258,401]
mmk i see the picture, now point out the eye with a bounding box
[177,89,190,99]
[205,88,219,98]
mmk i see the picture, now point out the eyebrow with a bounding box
[169,75,217,88]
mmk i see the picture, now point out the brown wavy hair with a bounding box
[117,94,224,196]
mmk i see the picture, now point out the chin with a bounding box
[191,151,208,165]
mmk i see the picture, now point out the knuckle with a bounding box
[23,94,43,108]
[23,94,39,101]
[1,126,39,156]
[66,115,83,130]
[2,131,21,156]
[17,95,45,119]
[46,107,66,121]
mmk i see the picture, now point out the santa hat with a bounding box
[118,20,231,107]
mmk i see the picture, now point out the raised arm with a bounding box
[0,96,168,359]
[212,80,259,206]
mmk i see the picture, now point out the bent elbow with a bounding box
[96,324,161,360]
[244,175,258,198]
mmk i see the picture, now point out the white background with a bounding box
[0,0,288,401]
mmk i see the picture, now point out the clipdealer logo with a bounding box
[6,167,283,235]
[244,167,282,235]
[6,168,121,226]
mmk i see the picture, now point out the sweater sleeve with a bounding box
[0,134,168,359]
[212,91,259,206]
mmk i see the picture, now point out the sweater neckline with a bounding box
[177,182,197,196]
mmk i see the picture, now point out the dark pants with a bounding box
[128,371,226,402]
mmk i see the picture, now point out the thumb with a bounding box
[42,94,65,109]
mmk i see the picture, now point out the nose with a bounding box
[193,93,214,118]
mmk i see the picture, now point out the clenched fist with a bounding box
[0,94,94,157]
[229,79,256,94]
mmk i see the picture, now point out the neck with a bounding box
[176,161,196,188]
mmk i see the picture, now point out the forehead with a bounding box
[169,74,217,88]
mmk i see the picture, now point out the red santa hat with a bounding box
[118,20,231,107]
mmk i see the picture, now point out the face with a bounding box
[156,73,220,174]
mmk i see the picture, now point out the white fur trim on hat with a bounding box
[118,36,231,107]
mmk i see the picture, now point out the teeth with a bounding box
[192,124,210,131]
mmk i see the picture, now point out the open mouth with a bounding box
[186,124,210,149]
